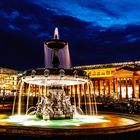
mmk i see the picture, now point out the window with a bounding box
[106,71,110,75]
[97,72,100,75]
[111,70,115,74]
[101,72,105,75]
[92,71,96,76]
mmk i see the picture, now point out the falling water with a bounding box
[12,80,21,115]
[77,85,81,108]
[38,85,41,104]
[26,84,31,114]
[89,81,95,114]
[18,81,24,115]
[79,81,98,115]
[87,82,92,115]
[94,94,98,115]
[44,43,53,68]
[83,84,88,114]
[58,44,71,68]
[73,86,76,107]
[44,28,71,69]
[90,81,98,114]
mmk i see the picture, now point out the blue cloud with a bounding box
[32,0,140,27]
[28,24,40,30]
[0,0,140,70]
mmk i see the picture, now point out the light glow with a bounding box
[1,115,110,128]
[22,75,88,86]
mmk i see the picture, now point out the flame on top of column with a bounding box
[54,27,59,40]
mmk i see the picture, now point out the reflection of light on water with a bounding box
[1,114,110,127]
[74,114,110,123]
[21,120,48,126]
[8,115,34,122]
[0,114,139,129]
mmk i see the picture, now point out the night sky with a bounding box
[0,0,140,71]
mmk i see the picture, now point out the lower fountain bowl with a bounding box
[22,68,89,86]
[0,112,140,139]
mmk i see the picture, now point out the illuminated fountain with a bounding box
[0,28,140,139]
[12,27,97,120]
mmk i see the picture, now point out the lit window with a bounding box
[106,71,110,75]
[101,72,105,75]
[97,72,100,75]
[92,72,96,76]
[111,70,115,74]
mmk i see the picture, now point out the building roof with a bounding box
[117,66,134,71]
[0,67,19,75]
[73,61,140,70]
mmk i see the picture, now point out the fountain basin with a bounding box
[0,113,140,138]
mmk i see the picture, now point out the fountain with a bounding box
[0,28,140,139]
[14,27,93,120]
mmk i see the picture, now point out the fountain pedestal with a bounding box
[36,88,74,120]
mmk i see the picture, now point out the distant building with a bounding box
[74,61,140,100]
[0,67,19,97]
[1,61,140,100]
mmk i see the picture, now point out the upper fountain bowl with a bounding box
[45,40,67,49]
[45,27,67,49]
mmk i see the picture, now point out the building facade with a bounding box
[0,67,19,97]
[1,61,140,100]
[75,61,140,100]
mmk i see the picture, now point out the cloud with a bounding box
[0,0,140,70]
[68,24,140,66]
[32,0,140,27]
